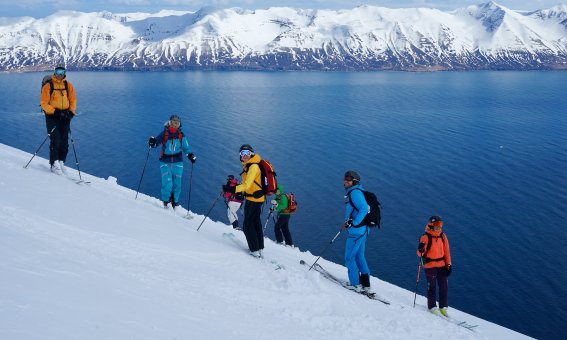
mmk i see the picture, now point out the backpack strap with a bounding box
[241,162,263,198]
[423,232,445,263]
[346,188,367,228]
[160,129,183,157]
[346,188,363,211]
[48,79,69,96]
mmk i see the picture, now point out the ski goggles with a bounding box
[239,150,253,157]
[169,119,180,127]
[344,176,355,182]
[54,68,66,76]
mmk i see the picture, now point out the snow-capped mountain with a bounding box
[1,1,566,71]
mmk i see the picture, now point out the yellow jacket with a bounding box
[40,75,77,115]
[236,154,265,203]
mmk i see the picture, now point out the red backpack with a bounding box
[245,159,278,197]
[282,193,298,214]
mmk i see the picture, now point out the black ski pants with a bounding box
[45,115,70,165]
[243,200,264,252]
[425,266,449,309]
[274,214,293,246]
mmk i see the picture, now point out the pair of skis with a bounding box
[300,260,477,331]
[300,260,391,305]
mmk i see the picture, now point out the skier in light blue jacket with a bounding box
[342,170,372,292]
[148,114,196,209]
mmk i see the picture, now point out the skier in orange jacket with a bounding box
[417,215,452,317]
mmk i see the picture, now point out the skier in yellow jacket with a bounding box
[39,64,77,175]
[223,144,266,257]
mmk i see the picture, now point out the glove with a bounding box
[222,184,235,194]
[341,219,353,231]
[269,207,275,212]
[65,110,75,120]
[187,153,196,163]
[417,242,425,255]
[445,264,452,277]
[148,136,157,148]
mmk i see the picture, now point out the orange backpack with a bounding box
[282,193,298,214]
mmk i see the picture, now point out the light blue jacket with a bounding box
[344,184,369,236]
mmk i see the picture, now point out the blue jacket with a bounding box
[344,184,369,236]
[156,128,192,163]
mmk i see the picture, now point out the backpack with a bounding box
[245,159,278,197]
[347,188,382,228]
[282,193,298,214]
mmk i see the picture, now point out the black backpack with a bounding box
[347,188,382,228]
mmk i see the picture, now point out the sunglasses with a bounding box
[240,150,253,157]
[55,69,66,76]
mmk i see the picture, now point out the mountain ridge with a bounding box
[1,2,566,72]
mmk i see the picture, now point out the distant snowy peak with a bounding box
[1,1,566,72]
[529,5,567,27]
[460,1,508,32]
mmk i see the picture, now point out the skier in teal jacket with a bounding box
[148,114,196,208]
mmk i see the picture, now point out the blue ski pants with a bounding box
[160,162,184,203]
[344,230,370,286]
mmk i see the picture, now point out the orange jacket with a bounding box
[417,226,452,269]
[235,154,265,203]
[40,75,77,115]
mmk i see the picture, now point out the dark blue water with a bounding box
[1,71,566,339]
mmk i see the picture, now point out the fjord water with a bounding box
[1,71,565,339]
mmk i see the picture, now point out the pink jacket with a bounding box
[224,178,243,203]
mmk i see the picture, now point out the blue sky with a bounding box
[0,0,563,18]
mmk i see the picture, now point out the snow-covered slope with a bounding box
[0,143,533,339]
[0,2,566,71]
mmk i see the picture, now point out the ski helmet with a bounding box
[344,170,361,182]
[428,215,443,228]
[239,144,254,153]
[169,114,181,123]
[54,64,66,76]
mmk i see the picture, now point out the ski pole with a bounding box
[23,125,57,169]
[308,230,342,271]
[413,256,425,308]
[135,146,151,199]
[68,128,85,182]
[186,162,194,212]
[196,193,223,231]
[263,210,274,232]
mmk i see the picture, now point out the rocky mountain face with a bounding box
[1,2,566,72]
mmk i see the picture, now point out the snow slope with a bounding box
[0,143,532,340]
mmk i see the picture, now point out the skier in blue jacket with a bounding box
[342,170,372,293]
[148,114,196,209]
